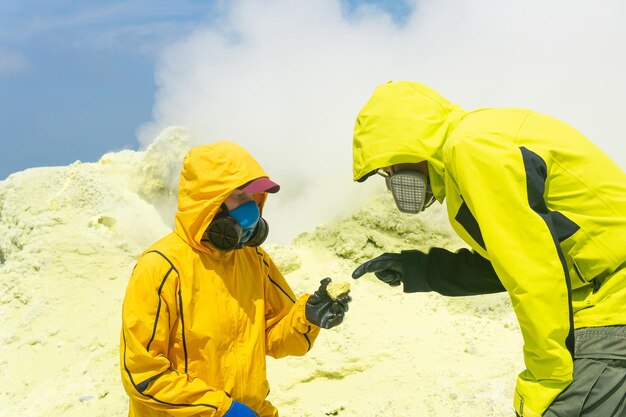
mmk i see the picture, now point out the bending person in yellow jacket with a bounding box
[351,81,626,417]
[120,142,351,417]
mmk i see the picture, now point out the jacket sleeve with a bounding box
[120,251,232,417]
[401,247,506,295]
[260,250,321,358]
[447,138,574,417]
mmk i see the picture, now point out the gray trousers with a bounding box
[542,326,626,417]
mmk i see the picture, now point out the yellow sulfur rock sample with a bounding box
[326,280,351,300]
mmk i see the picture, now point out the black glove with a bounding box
[305,278,351,329]
[352,252,404,286]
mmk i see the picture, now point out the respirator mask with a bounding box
[378,168,436,214]
[205,201,269,251]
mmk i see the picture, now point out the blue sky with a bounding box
[0,0,411,180]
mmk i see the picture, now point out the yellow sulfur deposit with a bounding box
[326,280,351,300]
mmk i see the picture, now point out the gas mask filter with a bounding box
[205,201,269,251]
[379,169,436,214]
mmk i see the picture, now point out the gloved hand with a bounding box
[352,252,403,286]
[224,400,259,417]
[305,278,351,329]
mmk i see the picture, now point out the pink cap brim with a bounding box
[239,177,280,193]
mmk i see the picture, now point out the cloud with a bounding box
[0,47,31,74]
[138,0,626,243]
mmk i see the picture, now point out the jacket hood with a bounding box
[174,141,272,253]
[352,80,466,201]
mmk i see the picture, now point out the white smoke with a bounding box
[135,0,626,243]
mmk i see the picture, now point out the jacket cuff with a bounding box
[400,250,429,293]
[295,294,315,331]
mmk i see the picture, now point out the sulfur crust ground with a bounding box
[0,128,523,417]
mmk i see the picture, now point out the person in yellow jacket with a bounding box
[351,81,626,417]
[120,141,351,417]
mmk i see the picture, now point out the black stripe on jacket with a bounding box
[256,248,311,351]
[520,146,578,358]
[123,250,216,409]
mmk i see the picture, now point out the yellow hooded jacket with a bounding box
[120,142,320,417]
[353,81,626,417]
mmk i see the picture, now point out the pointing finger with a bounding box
[352,263,367,279]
